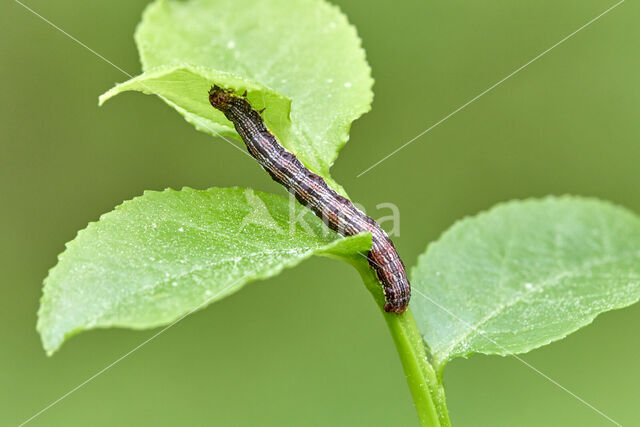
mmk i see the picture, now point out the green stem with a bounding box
[353,261,451,426]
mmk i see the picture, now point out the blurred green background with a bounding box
[2,0,639,425]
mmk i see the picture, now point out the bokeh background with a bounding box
[2,0,639,425]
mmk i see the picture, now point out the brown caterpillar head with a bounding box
[209,85,236,110]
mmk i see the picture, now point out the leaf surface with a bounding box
[411,197,640,368]
[100,0,374,190]
[38,187,371,355]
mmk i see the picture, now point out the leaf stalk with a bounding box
[353,261,451,426]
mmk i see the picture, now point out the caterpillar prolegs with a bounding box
[209,86,410,313]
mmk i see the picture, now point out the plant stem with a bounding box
[353,261,451,426]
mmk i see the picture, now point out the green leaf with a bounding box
[411,196,640,369]
[99,0,373,191]
[101,67,293,145]
[37,187,371,355]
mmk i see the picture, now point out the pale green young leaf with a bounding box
[411,197,640,370]
[100,0,373,191]
[100,67,293,144]
[37,187,371,355]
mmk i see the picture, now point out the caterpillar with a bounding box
[209,86,410,313]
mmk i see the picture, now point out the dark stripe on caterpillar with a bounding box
[209,86,410,313]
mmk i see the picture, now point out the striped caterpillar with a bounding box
[209,86,410,313]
